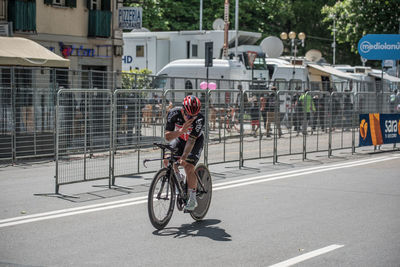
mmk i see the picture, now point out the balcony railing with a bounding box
[88,9,111,38]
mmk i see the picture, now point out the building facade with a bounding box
[0,0,123,88]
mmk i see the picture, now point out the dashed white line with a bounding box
[268,244,345,267]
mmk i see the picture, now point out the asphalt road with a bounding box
[1,151,400,266]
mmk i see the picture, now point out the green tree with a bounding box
[322,0,400,66]
[124,0,398,66]
[122,68,152,89]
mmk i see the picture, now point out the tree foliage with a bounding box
[322,0,400,65]
[122,68,152,89]
[124,0,399,66]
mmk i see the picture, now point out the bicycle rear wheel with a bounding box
[190,164,212,221]
[148,168,176,230]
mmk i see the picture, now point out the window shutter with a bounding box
[87,0,91,9]
[66,0,77,8]
[101,0,111,11]
[44,0,52,5]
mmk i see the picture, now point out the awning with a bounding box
[0,37,70,68]
[308,63,361,81]
[369,72,400,83]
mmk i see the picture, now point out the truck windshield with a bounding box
[153,75,167,89]
[244,53,267,70]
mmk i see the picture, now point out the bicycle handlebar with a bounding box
[142,143,178,168]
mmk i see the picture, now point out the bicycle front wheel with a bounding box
[190,164,212,221]
[148,168,176,230]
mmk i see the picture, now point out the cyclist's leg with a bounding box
[184,134,204,186]
[165,138,184,172]
[183,135,204,210]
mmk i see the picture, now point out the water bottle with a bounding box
[175,170,185,183]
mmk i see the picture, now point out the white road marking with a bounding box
[214,155,397,191]
[268,244,345,267]
[0,155,399,228]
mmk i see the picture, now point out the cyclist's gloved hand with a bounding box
[180,117,195,133]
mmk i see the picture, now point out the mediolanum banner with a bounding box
[358,34,400,60]
[359,114,400,146]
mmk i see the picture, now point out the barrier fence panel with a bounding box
[208,89,241,165]
[0,86,13,162]
[112,89,165,178]
[304,91,332,156]
[275,90,308,160]
[56,89,112,193]
[329,92,355,153]
[242,89,274,162]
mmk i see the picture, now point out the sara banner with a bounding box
[359,113,400,146]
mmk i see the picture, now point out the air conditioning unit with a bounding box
[0,23,10,36]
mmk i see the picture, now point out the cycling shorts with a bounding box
[169,134,204,166]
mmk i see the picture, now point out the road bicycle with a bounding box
[144,143,212,230]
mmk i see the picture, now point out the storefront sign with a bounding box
[358,34,400,60]
[48,43,112,58]
[118,7,142,30]
[359,113,400,146]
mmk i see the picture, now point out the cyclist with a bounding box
[164,95,205,211]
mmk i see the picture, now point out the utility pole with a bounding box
[200,0,203,31]
[223,0,229,59]
[332,16,336,66]
[234,0,239,59]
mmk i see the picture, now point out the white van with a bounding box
[154,58,252,102]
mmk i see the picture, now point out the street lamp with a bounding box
[280,31,306,81]
[280,31,306,60]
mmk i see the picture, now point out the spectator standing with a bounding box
[260,94,268,134]
[249,95,260,137]
[389,89,400,113]
[313,94,326,132]
[292,87,303,136]
[265,86,282,138]
[343,91,353,131]
[299,89,315,135]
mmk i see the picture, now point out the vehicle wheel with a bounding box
[190,164,212,221]
[148,168,175,230]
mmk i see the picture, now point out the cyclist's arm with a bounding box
[181,136,196,161]
[165,129,185,142]
[165,117,195,142]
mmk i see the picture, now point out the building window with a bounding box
[53,0,65,5]
[186,41,190,59]
[8,0,36,32]
[192,44,198,57]
[91,0,100,10]
[185,80,193,89]
[44,0,76,7]
[136,45,144,57]
[87,0,110,11]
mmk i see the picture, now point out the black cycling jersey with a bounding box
[165,107,205,141]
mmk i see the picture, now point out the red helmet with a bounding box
[182,95,201,116]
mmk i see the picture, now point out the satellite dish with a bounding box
[260,36,283,58]
[212,19,225,30]
[305,49,322,62]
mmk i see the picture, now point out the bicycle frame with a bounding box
[144,143,208,200]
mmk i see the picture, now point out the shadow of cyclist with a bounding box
[152,219,231,241]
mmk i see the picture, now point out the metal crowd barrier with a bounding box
[51,88,399,193]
